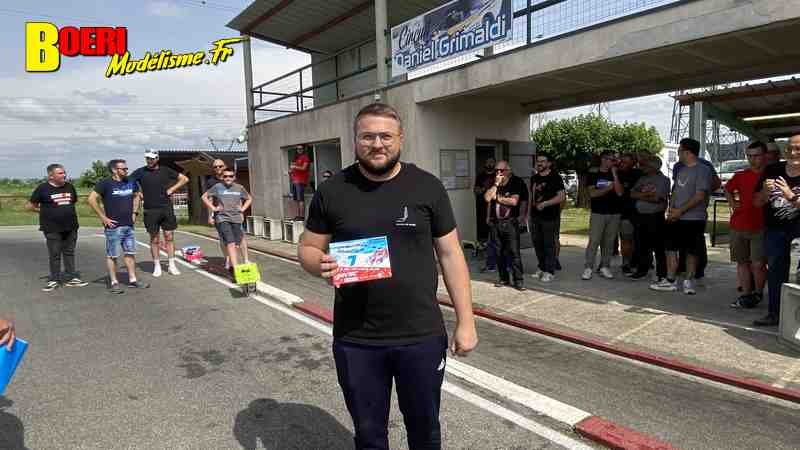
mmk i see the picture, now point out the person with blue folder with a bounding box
[0,317,27,395]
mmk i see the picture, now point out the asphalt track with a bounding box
[0,227,598,450]
[2,226,799,449]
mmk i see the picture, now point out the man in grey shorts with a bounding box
[202,169,253,269]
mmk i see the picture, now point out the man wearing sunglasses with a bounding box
[203,169,252,270]
[583,151,623,280]
[130,150,189,277]
[206,159,250,269]
[88,159,150,294]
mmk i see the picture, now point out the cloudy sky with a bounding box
[1,0,681,179]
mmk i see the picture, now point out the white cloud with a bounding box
[146,1,184,17]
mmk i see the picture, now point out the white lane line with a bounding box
[610,314,668,343]
[146,240,594,448]
[446,359,592,426]
[442,383,594,450]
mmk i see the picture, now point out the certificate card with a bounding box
[329,236,392,287]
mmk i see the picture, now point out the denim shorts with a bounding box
[105,225,136,258]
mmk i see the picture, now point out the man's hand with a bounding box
[776,177,795,200]
[666,207,682,222]
[765,179,776,191]
[102,216,117,228]
[450,323,478,357]
[536,202,545,211]
[214,205,224,212]
[0,319,16,351]
[207,217,215,226]
[319,254,340,285]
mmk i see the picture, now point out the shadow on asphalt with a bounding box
[233,398,352,450]
[0,397,28,450]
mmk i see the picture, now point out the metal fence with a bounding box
[251,0,688,122]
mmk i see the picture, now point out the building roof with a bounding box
[153,142,248,154]
[674,78,800,140]
[227,0,447,55]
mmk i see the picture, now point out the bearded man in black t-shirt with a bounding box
[27,163,89,291]
[298,103,477,450]
[530,154,566,282]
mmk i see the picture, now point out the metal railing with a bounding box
[251,0,689,122]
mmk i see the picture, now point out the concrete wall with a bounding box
[311,42,378,107]
[248,82,529,242]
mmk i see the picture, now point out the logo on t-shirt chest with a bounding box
[395,206,418,228]
[50,192,72,206]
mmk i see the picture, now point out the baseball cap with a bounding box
[144,150,159,159]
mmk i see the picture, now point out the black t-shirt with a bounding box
[530,171,565,221]
[587,170,621,214]
[759,162,800,227]
[130,165,179,209]
[204,175,224,192]
[306,163,456,346]
[30,182,79,233]
[617,168,643,219]
[489,175,527,220]
[94,178,139,227]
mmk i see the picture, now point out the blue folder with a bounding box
[0,339,28,395]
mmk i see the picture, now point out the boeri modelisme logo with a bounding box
[25,22,243,77]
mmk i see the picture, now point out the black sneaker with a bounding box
[513,285,526,292]
[630,271,649,280]
[622,265,633,276]
[127,280,150,289]
[753,314,779,327]
[752,292,763,306]
[42,280,60,292]
[64,277,89,287]
[730,294,755,309]
[108,283,125,295]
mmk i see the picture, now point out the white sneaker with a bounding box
[600,267,614,279]
[152,263,162,278]
[531,270,543,279]
[650,279,677,292]
[224,258,231,270]
[581,268,593,280]
[541,273,554,283]
[683,279,696,295]
[167,264,181,276]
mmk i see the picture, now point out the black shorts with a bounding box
[664,220,705,255]
[216,221,243,245]
[143,207,177,235]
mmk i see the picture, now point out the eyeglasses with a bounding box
[222,175,234,179]
[213,165,225,168]
[357,133,398,145]
[116,167,129,171]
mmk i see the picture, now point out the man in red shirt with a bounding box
[289,146,311,220]
[725,141,767,308]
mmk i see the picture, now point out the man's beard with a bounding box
[120,175,129,182]
[357,149,401,176]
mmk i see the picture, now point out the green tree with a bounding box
[78,160,111,188]
[531,114,663,207]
